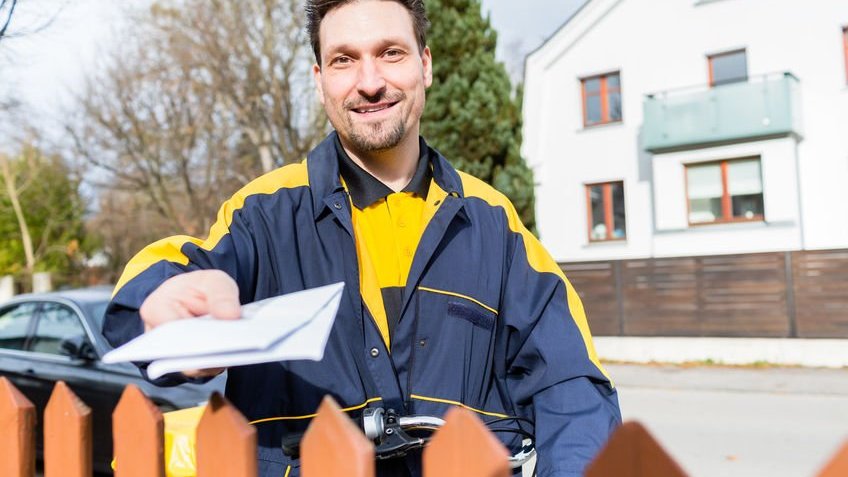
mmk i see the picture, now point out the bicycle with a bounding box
[281,406,537,472]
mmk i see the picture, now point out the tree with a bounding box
[147,0,326,171]
[0,142,89,288]
[0,0,16,41]
[66,0,326,242]
[0,0,68,44]
[422,0,536,232]
[84,189,183,284]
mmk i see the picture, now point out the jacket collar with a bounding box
[335,135,432,209]
[307,131,465,220]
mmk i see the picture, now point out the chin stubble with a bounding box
[343,91,408,152]
[348,120,406,152]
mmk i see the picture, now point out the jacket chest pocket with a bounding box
[411,287,498,404]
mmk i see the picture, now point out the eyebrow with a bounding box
[324,37,415,57]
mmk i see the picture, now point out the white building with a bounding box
[523,0,848,263]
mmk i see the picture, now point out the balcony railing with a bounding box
[642,72,803,153]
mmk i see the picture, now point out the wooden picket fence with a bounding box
[1,376,847,476]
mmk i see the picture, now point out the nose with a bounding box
[356,57,387,99]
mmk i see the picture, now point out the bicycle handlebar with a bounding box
[282,406,535,469]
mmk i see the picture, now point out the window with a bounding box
[581,72,622,126]
[85,301,109,333]
[708,49,748,86]
[686,157,764,224]
[30,303,89,355]
[586,181,626,241]
[0,303,37,350]
[843,26,848,83]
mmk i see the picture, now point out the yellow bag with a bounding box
[111,405,204,477]
[163,405,205,476]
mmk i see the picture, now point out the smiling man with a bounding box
[102,1,621,476]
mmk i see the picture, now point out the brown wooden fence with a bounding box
[1,376,846,476]
[563,249,848,338]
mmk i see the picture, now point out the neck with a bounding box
[340,132,420,192]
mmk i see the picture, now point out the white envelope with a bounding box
[102,282,344,379]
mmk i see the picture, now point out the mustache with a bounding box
[344,90,406,110]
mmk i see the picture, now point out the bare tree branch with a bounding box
[0,0,18,40]
[0,0,70,41]
[65,0,327,246]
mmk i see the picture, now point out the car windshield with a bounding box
[85,301,110,332]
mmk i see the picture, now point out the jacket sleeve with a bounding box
[499,207,621,476]
[102,194,258,385]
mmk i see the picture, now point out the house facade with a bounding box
[522,0,848,337]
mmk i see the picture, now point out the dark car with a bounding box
[0,286,225,474]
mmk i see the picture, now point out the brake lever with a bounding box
[281,432,304,459]
[372,409,427,460]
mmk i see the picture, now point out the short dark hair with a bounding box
[306,0,429,65]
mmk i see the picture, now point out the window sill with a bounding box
[688,215,764,227]
[584,238,628,248]
[694,0,732,6]
[655,219,795,234]
[578,121,624,133]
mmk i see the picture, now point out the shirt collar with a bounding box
[335,135,432,209]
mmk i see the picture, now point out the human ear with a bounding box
[312,63,326,105]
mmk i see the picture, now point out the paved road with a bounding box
[608,364,848,477]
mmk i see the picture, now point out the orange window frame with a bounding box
[843,26,848,84]
[580,72,621,127]
[684,159,764,226]
[585,181,625,242]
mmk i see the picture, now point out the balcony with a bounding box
[642,72,803,153]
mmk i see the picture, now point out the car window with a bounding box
[85,301,109,333]
[30,302,89,355]
[0,303,37,350]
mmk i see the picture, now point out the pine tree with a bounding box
[422,0,536,232]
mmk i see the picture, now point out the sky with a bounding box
[481,0,586,80]
[1,0,586,129]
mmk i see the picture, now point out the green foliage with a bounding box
[422,0,536,232]
[0,145,89,277]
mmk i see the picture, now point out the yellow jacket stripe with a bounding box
[458,171,611,383]
[112,162,310,296]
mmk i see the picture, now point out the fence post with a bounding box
[423,406,510,477]
[196,392,256,477]
[301,396,374,477]
[585,421,688,477]
[0,275,13,301]
[817,440,848,477]
[0,377,35,477]
[32,272,53,293]
[44,381,92,477]
[113,384,164,477]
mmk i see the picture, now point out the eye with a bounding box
[383,49,405,61]
[330,55,353,67]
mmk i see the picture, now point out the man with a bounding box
[103,0,621,475]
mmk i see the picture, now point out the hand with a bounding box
[139,270,240,378]
[180,367,227,379]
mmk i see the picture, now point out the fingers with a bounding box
[181,367,226,379]
[198,271,241,320]
[140,270,241,331]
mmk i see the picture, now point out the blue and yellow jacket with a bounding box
[103,133,621,477]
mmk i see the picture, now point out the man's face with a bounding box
[313,0,432,154]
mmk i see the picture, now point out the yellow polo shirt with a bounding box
[336,137,435,349]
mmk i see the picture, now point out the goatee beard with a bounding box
[348,121,406,152]
[344,91,407,152]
